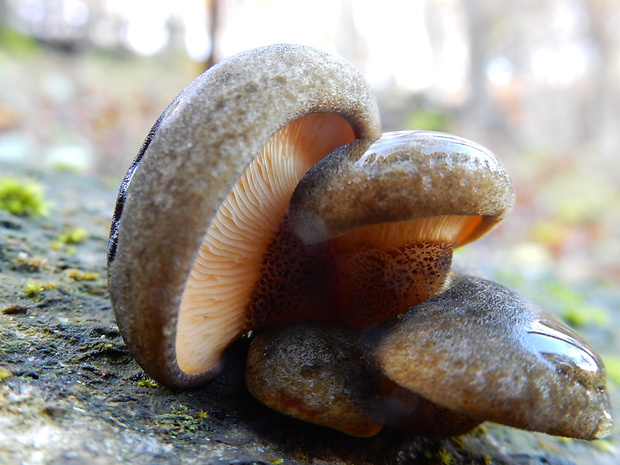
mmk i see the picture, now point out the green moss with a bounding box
[51,227,89,252]
[153,404,212,440]
[438,450,454,465]
[23,280,57,297]
[93,342,114,352]
[137,378,158,389]
[423,449,454,465]
[54,227,88,245]
[0,177,48,217]
[0,366,13,382]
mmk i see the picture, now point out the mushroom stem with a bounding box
[333,239,453,329]
[245,217,337,329]
[247,217,460,331]
[332,215,489,328]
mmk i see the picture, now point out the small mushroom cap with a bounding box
[289,131,515,247]
[245,322,384,437]
[107,44,380,388]
[364,274,613,439]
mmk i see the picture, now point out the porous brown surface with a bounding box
[0,162,618,465]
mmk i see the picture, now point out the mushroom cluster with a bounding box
[107,44,613,439]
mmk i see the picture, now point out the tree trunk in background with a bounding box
[204,0,220,69]
[460,0,513,145]
[335,0,369,72]
[586,0,620,159]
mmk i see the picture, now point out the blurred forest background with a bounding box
[0,0,619,324]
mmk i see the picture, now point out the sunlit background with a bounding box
[1,0,619,298]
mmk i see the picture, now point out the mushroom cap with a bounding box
[107,44,380,388]
[245,322,383,437]
[364,274,613,439]
[245,321,482,438]
[288,130,515,247]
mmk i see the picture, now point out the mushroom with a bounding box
[287,130,515,328]
[364,274,613,439]
[107,43,380,387]
[245,131,612,437]
[245,321,384,437]
[108,43,613,440]
[245,320,482,437]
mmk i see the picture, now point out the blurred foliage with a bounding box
[0,0,617,305]
[0,38,197,180]
[0,176,48,217]
[541,280,610,328]
[603,356,620,386]
[0,27,40,54]
[404,108,450,132]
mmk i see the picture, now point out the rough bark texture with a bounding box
[0,162,618,465]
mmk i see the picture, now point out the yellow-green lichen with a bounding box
[0,176,49,217]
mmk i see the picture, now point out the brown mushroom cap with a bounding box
[245,322,383,437]
[107,44,380,388]
[287,130,516,328]
[363,274,613,439]
[288,130,515,248]
[245,321,481,437]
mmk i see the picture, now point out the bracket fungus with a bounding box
[108,43,613,440]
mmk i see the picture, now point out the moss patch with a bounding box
[0,176,49,217]
[23,280,58,297]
